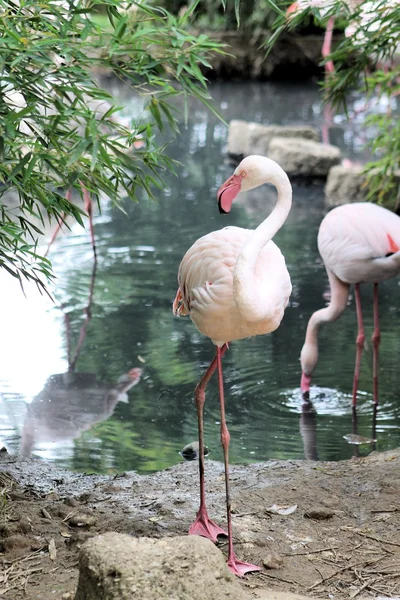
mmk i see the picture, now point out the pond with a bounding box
[1,80,400,474]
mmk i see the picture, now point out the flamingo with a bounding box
[172,155,292,576]
[300,202,400,406]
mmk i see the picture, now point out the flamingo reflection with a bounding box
[300,399,318,461]
[20,261,142,457]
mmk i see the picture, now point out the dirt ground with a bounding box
[1,447,399,600]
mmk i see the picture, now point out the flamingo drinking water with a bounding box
[173,155,292,576]
[300,202,400,406]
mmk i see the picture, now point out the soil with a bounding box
[1,447,400,600]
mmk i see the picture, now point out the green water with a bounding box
[1,81,399,473]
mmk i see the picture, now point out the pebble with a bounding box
[304,508,334,520]
[262,551,284,569]
[68,513,97,527]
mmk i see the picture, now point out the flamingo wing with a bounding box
[173,226,291,344]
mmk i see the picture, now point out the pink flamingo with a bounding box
[300,202,400,406]
[173,155,292,576]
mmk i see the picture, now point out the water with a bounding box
[1,81,400,474]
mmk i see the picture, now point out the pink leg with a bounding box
[44,189,71,257]
[189,345,229,543]
[320,17,335,145]
[80,182,97,260]
[216,346,261,577]
[322,17,335,75]
[372,283,380,405]
[352,283,365,407]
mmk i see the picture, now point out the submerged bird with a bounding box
[300,202,400,405]
[173,155,292,576]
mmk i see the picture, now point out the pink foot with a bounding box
[227,556,261,577]
[189,514,228,543]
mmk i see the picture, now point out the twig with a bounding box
[350,576,384,599]
[354,531,400,547]
[138,499,158,508]
[94,495,112,503]
[6,548,47,566]
[285,546,339,556]
[371,507,400,513]
[258,572,299,586]
[307,556,385,591]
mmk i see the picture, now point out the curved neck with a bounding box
[233,169,292,321]
[301,270,350,376]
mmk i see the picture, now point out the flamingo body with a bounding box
[174,226,291,346]
[318,203,400,284]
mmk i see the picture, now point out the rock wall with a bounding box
[200,32,340,80]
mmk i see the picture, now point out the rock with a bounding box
[75,533,248,600]
[227,120,319,158]
[268,137,341,178]
[326,165,400,206]
[262,551,284,569]
[325,164,368,206]
[180,441,209,461]
[68,513,96,527]
[304,508,334,520]
[201,31,335,80]
[64,497,79,508]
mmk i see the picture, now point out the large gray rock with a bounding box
[325,164,400,206]
[325,164,368,206]
[74,533,248,600]
[267,137,341,178]
[227,120,319,158]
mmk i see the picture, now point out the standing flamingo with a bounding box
[173,155,292,576]
[300,202,400,406]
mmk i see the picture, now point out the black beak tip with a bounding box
[217,196,227,214]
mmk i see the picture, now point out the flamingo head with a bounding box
[127,367,143,385]
[217,155,286,214]
[300,338,318,393]
[300,371,312,393]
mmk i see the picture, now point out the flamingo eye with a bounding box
[240,171,246,178]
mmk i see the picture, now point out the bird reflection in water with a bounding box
[300,398,318,461]
[20,261,142,457]
[344,403,378,458]
[300,391,378,461]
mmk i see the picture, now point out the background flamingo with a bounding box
[173,155,292,576]
[300,202,400,406]
[286,0,338,76]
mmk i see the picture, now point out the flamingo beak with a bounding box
[217,174,242,214]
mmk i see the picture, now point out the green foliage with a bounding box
[0,0,227,289]
[157,0,285,32]
[264,0,400,210]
